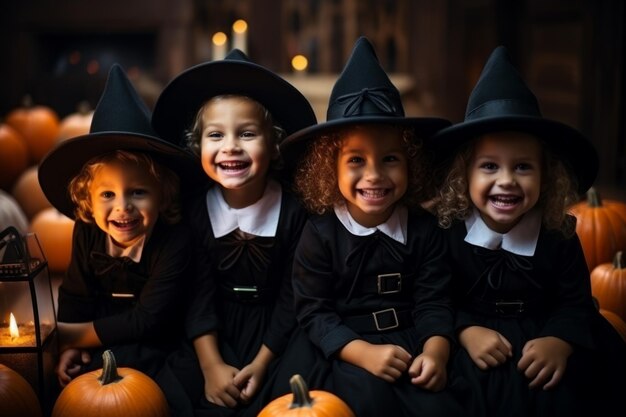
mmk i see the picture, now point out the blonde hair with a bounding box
[293,124,434,215]
[185,95,285,159]
[68,150,181,224]
[435,137,578,236]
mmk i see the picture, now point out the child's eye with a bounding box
[101,191,114,199]
[383,155,400,163]
[240,131,257,139]
[207,132,223,140]
[480,162,498,171]
[516,163,533,172]
[347,156,364,164]
[132,189,148,197]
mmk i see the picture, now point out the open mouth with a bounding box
[218,161,251,172]
[359,188,390,199]
[489,195,522,207]
[110,218,140,230]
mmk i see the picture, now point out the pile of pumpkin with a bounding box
[0,97,93,275]
[569,188,626,342]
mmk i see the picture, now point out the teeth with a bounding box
[490,195,520,206]
[219,161,248,169]
[360,189,388,198]
[111,219,138,226]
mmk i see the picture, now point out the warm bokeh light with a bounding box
[212,32,227,46]
[86,59,99,75]
[291,54,308,71]
[69,51,81,65]
[232,19,248,34]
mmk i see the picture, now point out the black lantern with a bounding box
[0,226,58,414]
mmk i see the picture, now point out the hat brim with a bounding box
[152,60,317,145]
[280,115,451,166]
[38,132,204,218]
[431,115,598,194]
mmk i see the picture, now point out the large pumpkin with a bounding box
[257,374,354,417]
[11,165,52,220]
[0,363,43,417]
[590,251,626,322]
[52,350,169,417]
[0,123,29,190]
[29,208,74,274]
[569,187,626,272]
[5,96,60,164]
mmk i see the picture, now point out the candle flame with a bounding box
[9,313,19,339]
[233,19,248,34]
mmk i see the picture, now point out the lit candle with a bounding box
[212,32,228,61]
[232,20,248,54]
[291,54,309,74]
[0,312,37,347]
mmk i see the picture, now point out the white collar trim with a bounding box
[207,180,282,238]
[464,207,542,256]
[333,203,407,245]
[106,234,145,262]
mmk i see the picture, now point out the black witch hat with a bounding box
[39,64,200,218]
[431,46,598,194]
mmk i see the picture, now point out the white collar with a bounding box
[207,180,282,238]
[464,208,542,256]
[106,234,145,262]
[333,203,407,245]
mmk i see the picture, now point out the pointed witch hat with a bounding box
[431,46,598,194]
[151,49,317,147]
[279,36,451,163]
[39,64,201,218]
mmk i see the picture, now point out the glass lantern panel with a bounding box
[0,281,36,347]
[33,267,55,342]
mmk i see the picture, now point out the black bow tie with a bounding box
[90,251,137,276]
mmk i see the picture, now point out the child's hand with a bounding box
[517,336,572,390]
[203,363,241,408]
[233,361,268,404]
[56,348,91,387]
[408,335,449,392]
[339,339,411,382]
[458,325,513,370]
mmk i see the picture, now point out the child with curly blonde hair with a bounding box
[432,46,626,417]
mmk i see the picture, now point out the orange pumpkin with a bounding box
[590,251,626,322]
[5,96,60,164]
[57,101,94,143]
[569,187,626,272]
[52,350,169,417]
[29,208,74,274]
[11,165,52,220]
[599,308,626,344]
[0,123,29,190]
[257,374,354,417]
[0,363,43,417]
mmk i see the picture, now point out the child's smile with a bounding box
[337,126,408,228]
[468,132,542,233]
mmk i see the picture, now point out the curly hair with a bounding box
[293,124,434,215]
[184,94,285,161]
[68,150,182,224]
[435,137,579,236]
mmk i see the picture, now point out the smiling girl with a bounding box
[150,49,316,416]
[278,37,465,417]
[433,46,626,417]
[38,64,196,387]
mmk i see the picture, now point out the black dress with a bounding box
[57,219,194,377]
[157,186,308,417]
[445,218,626,417]
[289,209,466,417]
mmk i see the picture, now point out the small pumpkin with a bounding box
[11,165,52,220]
[56,101,94,143]
[0,363,43,417]
[590,251,626,322]
[5,96,60,164]
[0,123,29,190]
[52,350,169,417]
[29,208,74,273]
[257,374,354,417]
[600,308,626,344]
[569,187,626,271]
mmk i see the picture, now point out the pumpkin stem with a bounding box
[98,349,122,385]
[614,251,623,269]
[586,187,602,207]
[288,374,314,409]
